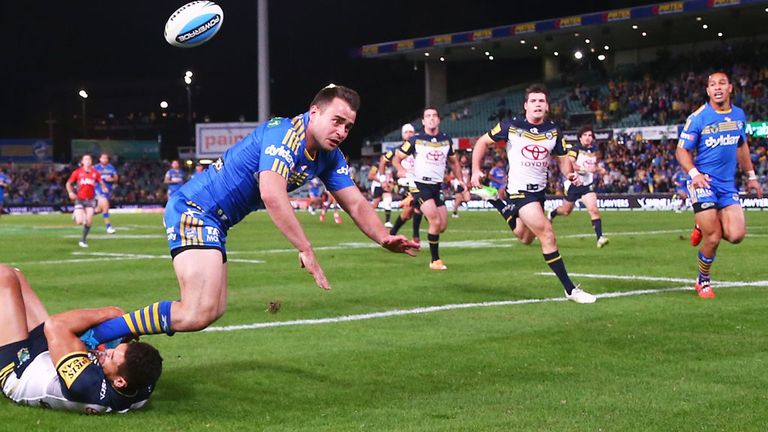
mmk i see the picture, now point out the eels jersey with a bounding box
[397,131,454,184]
[486,117,575,193]
[678,103,747,184]
[177,112,354,228]
[1,326,152,413]
[94,163,117,194]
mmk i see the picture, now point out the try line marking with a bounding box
[203,273,768,333]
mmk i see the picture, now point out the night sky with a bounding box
[0,0,656,154]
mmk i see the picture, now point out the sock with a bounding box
[385,210,391,223]
[489,199,517,231]
[697,251,715,283]
[428,233,440,261]
[544,251,576,294]
[412,213,422,238]
[90,301,174,344]
[390,215,406,235]
[592,218,603,240]
[549,209,558,220]
[81,225,91,243]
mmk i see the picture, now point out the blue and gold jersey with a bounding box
[165,169,184,195]
[678,103,747,184]
[0,172,10,195]
[94,163,117,193]
[673,170,689,189]
[178,112,354,227]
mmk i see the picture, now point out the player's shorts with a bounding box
[74,199,96,209]
[687,178,740,213]
[506,189,546,211]
[565,183,595,202]
[0,324,48,396]
[164,194,228,262]
[95,188,112,200]
[371,186,384,199]
[413,182,445,207]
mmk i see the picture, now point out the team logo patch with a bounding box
[545,132,553,140]
[184,227,198,239]
[212,158,224,171]
[17,348,30,364]
[521,144,549,161]
[427,150,445,162]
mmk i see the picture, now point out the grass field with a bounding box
[0,209,766,431]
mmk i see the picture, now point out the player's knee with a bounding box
[0,265,20,290]
[174,305,224,331]
[724,229,745,244]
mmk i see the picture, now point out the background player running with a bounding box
[164,160,184,199]
[471,84,596,304]
[393,107,464,271]
[382,123,422,243]
[676,71,762,299]
[94,153,118,234]
[66,154,108,248]
[548,126,609,248]
[82,85,419,346]
[0,265,162,413]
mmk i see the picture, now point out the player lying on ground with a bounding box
[0,265,162,413]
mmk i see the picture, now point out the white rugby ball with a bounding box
[164,1,224,48]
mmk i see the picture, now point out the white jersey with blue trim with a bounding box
[677,103,747,184]
[178,113,354,227]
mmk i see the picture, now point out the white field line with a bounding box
[12,252,264,266]
[204,276,768,333]
[62,234,161,239]
[537,272,768,287]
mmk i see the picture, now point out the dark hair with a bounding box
[423,106,440,118]
[118,342,163,394]
[708,71,730,83]
[578,126,594,139]
[524,83,550,103]
[310,84,360,112]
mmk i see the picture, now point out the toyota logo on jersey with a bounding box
[426,150,445,162]
[521,145,549,160]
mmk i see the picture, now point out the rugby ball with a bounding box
[164,1,224,48]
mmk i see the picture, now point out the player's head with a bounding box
[578,126,595,146]
[81,154,93,168]
[401,123,415,141]
[422,107,440,133]
[99,153,110,165]
[195,164,204,173]
[706,71,732,107]
[99,341,163,394]
[171,160,180,169]
[523,84,550,124]
[308,84,360,152]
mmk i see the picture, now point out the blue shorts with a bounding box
[164,194,228,261]
[95,188,112,200]
[687,179,740,212]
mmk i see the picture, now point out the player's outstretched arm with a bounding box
[44,307,124,363]
[332,185,419,256]
[260,170,330,290]
[471,135,493,188]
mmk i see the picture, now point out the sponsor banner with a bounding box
[563,129,614,142]
[654,2,685,15]
[613,124,681,141]
[0,139,52,162]
[196,122,259,158]
[746,121,768,137]
[71,139,159,160]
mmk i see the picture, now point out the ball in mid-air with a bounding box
[164,1,224,48]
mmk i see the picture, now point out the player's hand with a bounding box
[691,173,710,189]
[298,250,330,290]
[746,178,763,198]
[567,172,583,186]
[68,191,77,201]
[470,172,484,188]
[380,234,420,256]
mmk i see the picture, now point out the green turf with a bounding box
[0,210,766,431]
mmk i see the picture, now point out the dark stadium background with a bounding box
[0,0,658,161]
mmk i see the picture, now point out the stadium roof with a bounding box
[357,0,768,62]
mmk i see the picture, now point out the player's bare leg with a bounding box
[14,267,48,330]
[582,192,608,247]
[517,203,595,303]
[420,199,448,270]
[0,265,31,346]
[171,249,229,331]
[719,205,746,244]
[692,209,721,298]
